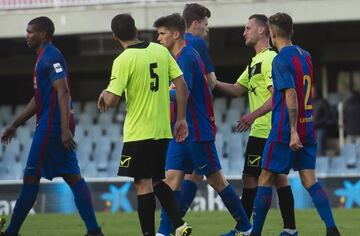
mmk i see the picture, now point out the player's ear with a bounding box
[174,31,180,40]
[39,31,47,39]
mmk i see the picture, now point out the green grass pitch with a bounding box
[2,209,358,235]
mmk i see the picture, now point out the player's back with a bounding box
[175,46,216,142]
[269,45,315,144]
[114,41,180,142]
[34,43,74,134]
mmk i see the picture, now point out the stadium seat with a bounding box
[78,113,94,126]
[97,112,113,126]
[213,97,227,114]
[16,126,32,144]
[229,97,245,112]
[104,124,122,142]
[329,156,347,173]
[341,143,357,168]
[225,109,241,124]
[83,101,98,116]
[316,156,329,174]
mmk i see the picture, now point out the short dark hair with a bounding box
[153,13,186,37]
[182,3,211,29]
[249,14,269,36]
[268,12,293,39]
[111,14,137,41]
[28,16,55,39]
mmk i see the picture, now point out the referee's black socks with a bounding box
[137,192,156,236]
[154,181,184,228]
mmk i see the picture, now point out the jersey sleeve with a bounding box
[106,56,129,96]
[237,67,249,89]
[262,53,275,88]
[168,52,183,81]
[273,55,295,91]
[46,53,67,82]
[196,39,215,74]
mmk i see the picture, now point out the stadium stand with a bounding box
[1,96,360,180]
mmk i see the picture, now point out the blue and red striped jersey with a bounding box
[171,46,216,142]
[184,33,215,74]
[268,45,316,144]
[33,43,74,134]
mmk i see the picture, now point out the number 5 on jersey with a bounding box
[150,63,159,92]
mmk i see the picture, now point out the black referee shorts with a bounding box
[117,139,169,180]
[243,136,267,177]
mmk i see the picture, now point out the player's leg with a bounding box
[3,176,40,236]
[275,175,296,235]
[133,178,157,236]
[157,140,188,235]
[187,141,251,236]
[295,143,340,236]
[62,174,102,236]
[180,172,203,217]
[241,137,267,219]
[3,131,46,236]
[118,139,161,236]
[250,170,276,236]
[250,141,293,236]
[152,139,191,236]
[157,169,185,236]
[206,171,251,236]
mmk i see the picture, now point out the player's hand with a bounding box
[207,76,217,90]
[236,113,255,132]
[97,90,109,113]
[289,130,303,151]
[1,125,17,144]
[61,128,77,151]
[173,119,188,142]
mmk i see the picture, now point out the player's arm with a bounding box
[1,97,36,144]
[214,80,247,98]
[236,86,273,132]
[98,90,120,112]
[53,78,76,150]
[172,75,188,142]
[285,88,303,151]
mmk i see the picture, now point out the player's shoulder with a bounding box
[185,33,207,47]
[43,43,64,60]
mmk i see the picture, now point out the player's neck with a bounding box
[121,39,141,49]
[276,39,292,51]
[171,40,186,58]
[254,39,270,54]
[36,40,50,54]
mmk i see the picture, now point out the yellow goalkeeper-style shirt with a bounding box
[106,41,183,142]
[237,47,276,139]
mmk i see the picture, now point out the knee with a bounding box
[275,175,290,188]
[207,172,228,192]
[242,174,258,188]
[23,176,40,184]
[184,173,203,186]
[301,178,316,190]
[258,170,276,187]
[134,179,153,195]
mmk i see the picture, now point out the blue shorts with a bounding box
[261,141,317,174]
[25,130,80,180]
[165,140,221,176]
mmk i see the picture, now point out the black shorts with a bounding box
[243,136,267,177]
[118,139,169,180]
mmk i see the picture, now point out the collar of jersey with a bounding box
[127,41,150,49]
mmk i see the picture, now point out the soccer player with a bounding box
[249,13,341,236]
[0,17,103,236]
[212,15,297,236]
[154,13,251,236]
[160,3,217,228]
[97,14,191,236]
